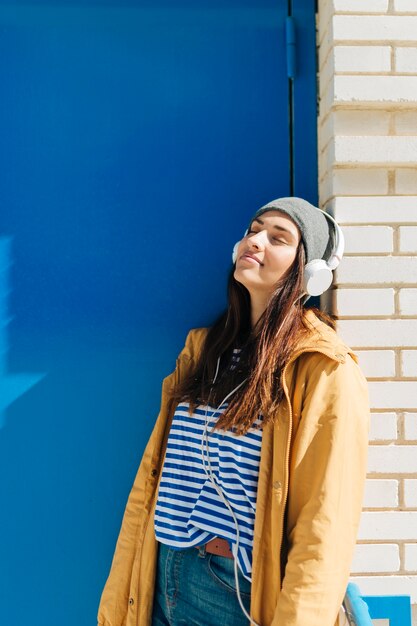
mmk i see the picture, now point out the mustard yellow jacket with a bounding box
[97,309,370,626]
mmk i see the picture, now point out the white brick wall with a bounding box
[338,320,417,347]
[396,48,417,73]
[351,543,400,573]
[395,111,417,134]
[405,415,417,440]
[405,544,417,571]
[402,351,417,377]
[332,196,417,224]
[334,111,391,135]
[317,0,417,618]
[342,226,393,254]
[334,0,389,12]
[397,170,417,194]
[400,289,417,315]
[364,478,398,506]
[334,136,417,164]
[369,413,398,440]
[395,0,417,11]
[332,16,417,42]
[399,227,417,253]
[404,480,417,507]
[335,289,395,317]
[359,512,417,540]
[367,382,417,409]
[328,169,389,196]
[336,257,417,284]
[368,445,417,473]
[334,46,391,72]
[356,351,396,377]
[334,75,417,102]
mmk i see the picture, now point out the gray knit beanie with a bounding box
[249,197,333,264]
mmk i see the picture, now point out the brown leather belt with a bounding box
[195,536,234,559]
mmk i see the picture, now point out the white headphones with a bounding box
[232,208,345,297]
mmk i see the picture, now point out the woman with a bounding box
[97,197,370,626]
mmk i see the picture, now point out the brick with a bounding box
[332,169,389,196]
[364,478,398,507]
[396,47,417,73]
[395,0,417,11]
[321,79,336,117]
[351,543,400,573]
[319,172,333,207]
[399,289,417,315]
[395,111,417,134]
[318,112,334,151]
[402,351,417,377]
[334,136,417,165]
[358,511,417,539]
[404,544,417,571]
[331,196,417,224]
[333,15,417,41]
[343,226,393,253]
[338,320,417,347]
[334,45,391,72]
[319,15,334,62]
[319,51,335,98]
[356,350,396,378]
[367,445,417,473]
[335,289,395,317]
[334,0,389,11]
[336,257,417,285]
[396,169,417,194]
[367,382,417,409]
[334,75,417,103]
[319,144,332,180]
[334,110,391,135]
[369,412,398,439]
[349,576,417,603]
[399,227,417,253]
[404,414,417,439]
[404,479,417,506]
[338,319,417,347]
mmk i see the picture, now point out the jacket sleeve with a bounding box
[97,329,197,626]
[272,352,370,626]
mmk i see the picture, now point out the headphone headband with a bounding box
[315,208,345,271]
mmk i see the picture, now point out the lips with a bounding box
[240,253,263,265]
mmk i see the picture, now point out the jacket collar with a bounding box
[288,308,357,366]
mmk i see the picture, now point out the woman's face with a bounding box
[233,210,301,299]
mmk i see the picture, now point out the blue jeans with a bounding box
[151,540,252,626]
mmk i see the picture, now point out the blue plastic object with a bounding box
[343,583,412,626]
[343,583,373,625]
[363,594,412,626]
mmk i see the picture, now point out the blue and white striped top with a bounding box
[154,349,263,582]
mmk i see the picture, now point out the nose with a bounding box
[247,230,267,250]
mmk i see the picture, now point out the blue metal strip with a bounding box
[285,16,296,79]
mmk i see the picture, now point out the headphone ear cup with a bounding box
[232,240,241,264]
[303,259,334,296]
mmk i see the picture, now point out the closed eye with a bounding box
[248,230,287,244]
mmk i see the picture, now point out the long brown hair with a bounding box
[171,241,336,435]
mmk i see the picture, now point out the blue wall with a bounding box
[0,2,317,624]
